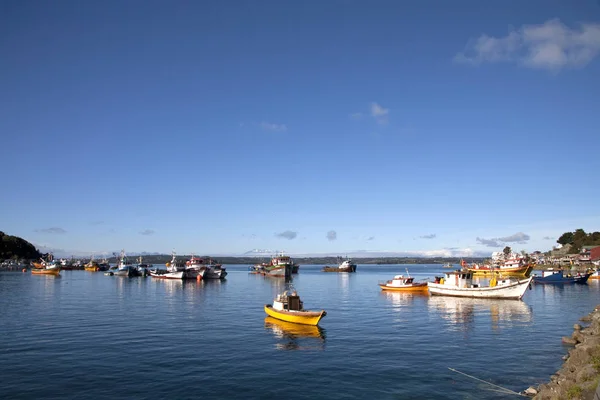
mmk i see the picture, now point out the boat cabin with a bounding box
[541,269,564,278]
[386,275,415,286]
[434,270,513,288]
[273,291,304,311]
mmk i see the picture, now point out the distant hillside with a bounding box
[0,231,41,260]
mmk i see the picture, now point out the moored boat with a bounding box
[427,270,533,299]
[589,269,600,280]
[259,253,293,278]
[379,271,428,292]
[31,254,61,276]
[84,255,100,271]
[184,255,205,280]
[135,256,152,277]
[322,257,357,273]
[264,289,327,326]
[150,252,184,279]
[532,269,591,284]
[462,253,533,277]
[112,250,139,277]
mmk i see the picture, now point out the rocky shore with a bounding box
[525,305,600,399]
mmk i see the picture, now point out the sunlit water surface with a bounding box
[1,264,599,399]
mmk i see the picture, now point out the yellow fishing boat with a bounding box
[264,290,327,326]
[84,255,100,271]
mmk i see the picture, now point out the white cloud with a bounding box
[260,122,287,132]
[370,102,389,124]
[420,234,437,239]
[349,112,363,119]
[139,229,155,236]
[455,19,600,71]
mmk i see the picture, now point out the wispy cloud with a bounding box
[349,112,363,119]
[260,122,287,132]
[476,231,531,247]
[367,236,375,241]
[90,221,104,226]
[35,227,66,234]
[275,230,297,240]
[370,102,389,125]
[420,234,437,239]
[139,229,155,236]
[497,232,530,243]
[543,236,553,240]
[327,230,337,241]
[455,19,600,71]
[476,237,501,247]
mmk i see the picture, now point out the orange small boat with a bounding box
[31,255,61,276]
[379,273,428,292]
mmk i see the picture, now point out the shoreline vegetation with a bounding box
[527,305,600,400]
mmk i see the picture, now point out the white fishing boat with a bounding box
[322,256,357,273]
[184,255,207,280]
[427,270,533,299]
[150,252,184,279]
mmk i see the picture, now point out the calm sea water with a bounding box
[1,264,599,399]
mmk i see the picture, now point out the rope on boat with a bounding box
[448,367,528,397]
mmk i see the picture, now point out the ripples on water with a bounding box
[1,265,599,399]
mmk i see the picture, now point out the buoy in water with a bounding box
[22,268,27,273]
[197,274,202,282]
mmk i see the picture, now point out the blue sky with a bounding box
[2,0,600,258]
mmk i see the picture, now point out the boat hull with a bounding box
[150,271,184,279]
[264,305,326,326]
[427,277,533,299]
[203,268,227,279]
[467,265,533,277]
[379,283,428,292]
[533,272,591,284]
[322,266,357,273]
[31,268,60,276]
[114,268,137,277]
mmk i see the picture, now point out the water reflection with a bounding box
[264,317,326,351]
[427,297,533,332]
[382,291,429,309]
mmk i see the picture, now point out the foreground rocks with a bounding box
[530,305,600,400]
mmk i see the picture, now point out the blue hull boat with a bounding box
[533,269,591,284]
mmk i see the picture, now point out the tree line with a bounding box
[0,231,41,260]
[557,229,600,254]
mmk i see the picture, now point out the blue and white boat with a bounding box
[112,250,139,277]
[533,269,591,284]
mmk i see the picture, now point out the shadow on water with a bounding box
[264,317,326,351]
